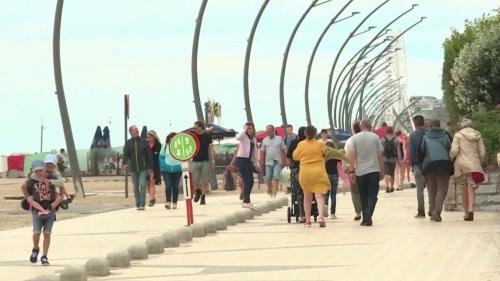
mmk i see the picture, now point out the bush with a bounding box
[470,108,500,161]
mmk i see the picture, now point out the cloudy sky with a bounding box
[1,0,498,155]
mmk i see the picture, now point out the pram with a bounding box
[287,167,318,223]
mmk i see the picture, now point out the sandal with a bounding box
[304,222,312,228]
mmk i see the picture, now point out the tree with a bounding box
[451,22,500,113]
[441,11,500,122]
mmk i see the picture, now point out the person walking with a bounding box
[450,119,486,221]
[284,124,298,152]
[56,149,69,181]
[395,130,406,191]
[146,130,162,207]
[235,122,259,209]
[160,133,182,210]
[409,115,428,218]
[287,126,306,223]
[348,120,384,227]
[123,125,153,210]
[381,127,401,193]
[260,125,286,197]
[319,129,329,143]
[191,121,215,205]
[420,119,453,222]
[292,125,330,227]
[324,141,349,219]
[344,121,363,221]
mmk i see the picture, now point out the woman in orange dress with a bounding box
[293,126,330,227]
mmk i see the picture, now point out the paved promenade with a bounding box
[0,190,499,281]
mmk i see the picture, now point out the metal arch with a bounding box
[351,77,400,121]
[52,0,85,197]
[367,94,399,124]
[326,0,390,134]
[244,0,270,122]
[392,101,417,132]
[279,0,319,127]
[192,0,208,122]
[305,0,355,125]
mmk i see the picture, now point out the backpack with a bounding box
[383,137,397,158]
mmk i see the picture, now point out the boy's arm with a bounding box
[27,197,46,212]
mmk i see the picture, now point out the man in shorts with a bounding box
[260,125,286,197]
[21,160,58,266]
[191,121,215,205]
[381,126,401,193]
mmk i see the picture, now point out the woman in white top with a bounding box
[235,122,258,209]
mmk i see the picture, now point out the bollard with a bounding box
[60,265,87,281]
[145,237,165,254]
[34,273,60,281]
[107,248,130,268]
[161,232,180,248]
[127,242,149,260]
[214,217,228,230]
[234,210,247,223]
[202,220,218,234]
[174,226,193,243]
[225,213,238,226]
[85,257,110,277]
[241,208,255,220]
[189,223,207,238]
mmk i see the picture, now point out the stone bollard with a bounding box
[280,197,289,207]
[255,203,270,214]
[174,227,193,243]
[145,237,165,254]
[127,242,149,260]
[214,217,228,230]
[241,208,254,220]
[34,273,60,281]
[272,199,283,209]
[234,210,247,223]
[202,220,218,234]
[225,213,239,226]
[85,257,110,277]
[107,248,130,268]
[60,265,87,281]
[189,223,207,238]
[266,201,277,211]
[161,232,180,248]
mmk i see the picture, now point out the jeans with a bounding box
[356,172,380,223]
[162,171,182,203]
[413,166,427,211]
[131,170,147,207]
[425,173,450,217]
[324,174,339,214]
[236,157,254,204]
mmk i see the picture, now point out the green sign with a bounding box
[170,133,199,161]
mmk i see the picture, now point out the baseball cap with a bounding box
[32,160,45,172]
[43,154,58,166]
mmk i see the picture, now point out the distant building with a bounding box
[409,96,450,129]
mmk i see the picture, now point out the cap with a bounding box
[32,160,45,172]
[43,154,58,166]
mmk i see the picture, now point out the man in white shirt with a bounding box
[260,125,286,197]
[348,120,385,227]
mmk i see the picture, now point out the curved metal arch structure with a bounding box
[367,94,399,125]
[192,0,209,122]
[326,0,390,136]
[279,0,322,127]
[392,101,417,132]
[304,0,356,125]
[52,0,85,196]
[243,0,270,122]
[353,77,401,121]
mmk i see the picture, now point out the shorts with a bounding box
[265,161,283,182]
[384,162,396,177]
[32,211,56,234]
[191,161,211,186]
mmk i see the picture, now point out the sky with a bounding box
[1,0,499,155]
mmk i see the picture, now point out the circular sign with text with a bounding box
[170,132,200,161]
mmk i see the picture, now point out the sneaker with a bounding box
[193,189,202,203]
[30,248,39,263]
[414,210,426,218]
[41,256,49,266]
[354,213,362,221]
[242,203,256,210]
[138,206,145,211]
[172,203,177,209]
[148,199,155,207]
[165,202,171,210]
[330,214,337,219]
[431,215,442,222]
[200,195,206,205]
[239,193,244,201]
[298,217,306,224]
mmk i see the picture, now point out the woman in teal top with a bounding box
[160,133,183,209]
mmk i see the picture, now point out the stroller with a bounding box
[287,167,318,223]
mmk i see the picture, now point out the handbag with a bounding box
[470,171,485,184]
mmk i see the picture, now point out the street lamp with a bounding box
[52,0,85,197]
[243,0,270,122]
[280,0,331,127]
[326,0,390,138]
[191,0,209,122]
[304,0,357,125]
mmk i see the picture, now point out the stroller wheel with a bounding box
[287,207,292,223]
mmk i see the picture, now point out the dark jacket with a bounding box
[409,127,425,167]
[123,137,153,173]
[148,141,162,185]
[420,129,453,176]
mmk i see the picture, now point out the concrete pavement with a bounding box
[0,189,499,281]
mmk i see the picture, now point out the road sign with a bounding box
[170,133,200,161]
[182,171,192,200]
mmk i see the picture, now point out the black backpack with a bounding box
[383,137,397,158]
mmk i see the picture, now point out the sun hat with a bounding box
[43,154,58,166]
[32,160,45,172]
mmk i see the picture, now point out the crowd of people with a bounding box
[20,116,488,265]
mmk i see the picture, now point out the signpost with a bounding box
[170,132,199,226]
[124,94,130,198]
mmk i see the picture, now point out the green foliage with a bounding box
[441,11,500,122]
[470,109,500,161]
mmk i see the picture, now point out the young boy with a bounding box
[43,154,73,208]
[21,160,59,266]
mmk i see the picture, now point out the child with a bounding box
[21,160,59,266]
[43,154,74,208]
